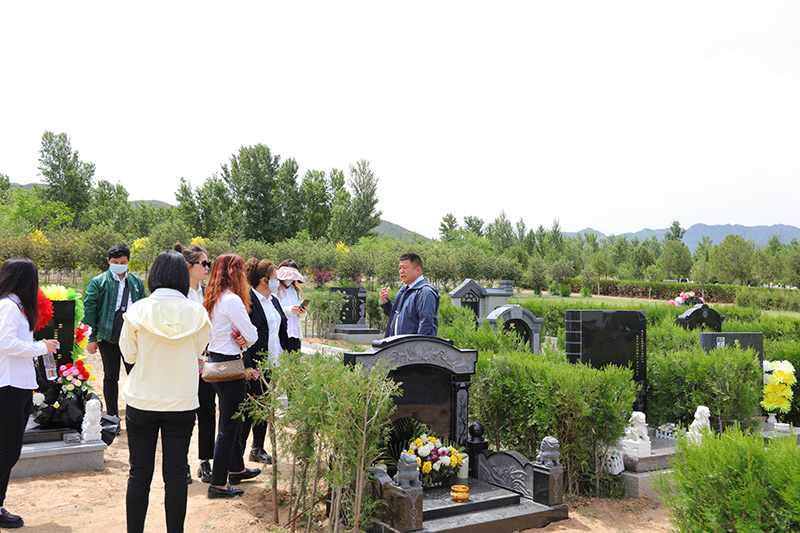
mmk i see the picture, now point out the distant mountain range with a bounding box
[568,224,800,251]
[374,220,426,240]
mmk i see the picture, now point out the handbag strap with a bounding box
[118,281,130,313]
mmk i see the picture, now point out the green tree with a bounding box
[628,242,654,280]
[79,224,124,271]
[37,131,95,228]
[87,180,131,233]
[5,188,74,231]
[711,235,755,285]
[463,215,484,236]
[546,219,565,254]
[328,185,353,244]
[300,170,332,240]
[664,220,686,242]
[220,144,281,243]
[485,211,515,252]
[589,251,615,280]
[439,213,459,242]
[273,158,302,241]
[348,159,382,242]
[692,235,714,262]
[659,240,693,280]
[0,173,10,201]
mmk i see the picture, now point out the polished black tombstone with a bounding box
[344,335,477,445]
[565,310,646,412]
[677,304,724,332]
[329,286,366,325]
[33,300,75,368]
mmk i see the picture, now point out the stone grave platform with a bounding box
[331,324,382,344]
[617,430,676,500]
[371,477,568,533]
[13,428,106,479]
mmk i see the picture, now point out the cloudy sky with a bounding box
[1,2,798,239]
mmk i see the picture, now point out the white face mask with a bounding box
[282,280,292,288]
[109,263,128,275]
[268,279,280,292]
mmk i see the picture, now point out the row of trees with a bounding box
[439,213,800,289]
[0,131,382,249]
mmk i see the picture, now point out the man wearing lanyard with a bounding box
[379,253,440,337]
[84,244,146,418]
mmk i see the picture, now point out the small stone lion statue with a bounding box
[393,452,421,489]
[535,436,561,467]
[82,398,103,442]
[624,411,650,442]
[687,405,711,444]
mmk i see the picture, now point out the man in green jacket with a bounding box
[84,243,146,418]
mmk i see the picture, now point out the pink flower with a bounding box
[59,365,67,372]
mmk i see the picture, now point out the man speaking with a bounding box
[379,253,440,337]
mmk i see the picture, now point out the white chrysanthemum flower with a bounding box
[763,360,773,372]
[32,392,46,406]
[418,444,432,458]
[773,360,796,375]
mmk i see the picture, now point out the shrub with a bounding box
[365,293,388,333]
[548,283,572,297]
[471,351,635,497]
[655,427,800,532]
[306,288,346,337]
[647,347,760,430]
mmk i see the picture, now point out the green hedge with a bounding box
[470,351,636,497]
[566,278,739,303]
[736,286,800,312]
[655,427,800,532]
[647,347,761,429]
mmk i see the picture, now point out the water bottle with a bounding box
[43,353,57,380]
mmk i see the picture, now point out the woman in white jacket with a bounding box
[0,257,58,530]
[120,250,211,533]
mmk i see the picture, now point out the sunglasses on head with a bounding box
[190,260,212,268]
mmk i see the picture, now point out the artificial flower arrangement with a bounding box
[761,360,796,416]
[405,431,466,488]
[668,291,705,307]
[31,284,95,429]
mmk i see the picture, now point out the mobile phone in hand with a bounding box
[231,328,242,339]
[300,298,310,308]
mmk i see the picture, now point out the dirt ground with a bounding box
[8,351,672,533]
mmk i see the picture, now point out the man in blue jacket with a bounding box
[380,253,439,337]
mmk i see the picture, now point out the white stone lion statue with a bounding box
[624,411,649,442]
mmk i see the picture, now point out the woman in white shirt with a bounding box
[120,250,211,533]
[202,254,259,499]
[240,258,288,465]
[174,243,215,484]
[275,260,306,352]
[0,257,58,529]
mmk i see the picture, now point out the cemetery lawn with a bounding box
[8,349,671,532]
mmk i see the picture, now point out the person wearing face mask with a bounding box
[276,260,306,352]
[240,258,288,465]
[84,243,146,418]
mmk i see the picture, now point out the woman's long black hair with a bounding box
[0,257,39,331]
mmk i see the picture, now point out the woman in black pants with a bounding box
[241,258,289,465]
[203,254,260,498]
[0,258,59,530]
[120,250,211,532]
[175,242,215,483]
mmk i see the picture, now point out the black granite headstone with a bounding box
[677,304,723,332]
[565,309,647,412]
[33,300,75,368]
[329,286,365,325]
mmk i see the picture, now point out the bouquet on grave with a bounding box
[405,431,465,488]
[669,291,705,307]
[761,360,796,415]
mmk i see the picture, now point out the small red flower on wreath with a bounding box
[35,288,54,331]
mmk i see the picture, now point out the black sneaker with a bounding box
[197,460,212,483]
[249,447,273,464]
[207,485,244,499]
[228,467,261,485]
[0,508,24,529]
[186,464,193,484]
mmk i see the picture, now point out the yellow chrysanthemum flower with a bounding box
[427,436,436,444]
[413,438,423,448]
[41,284,69,301]
[422,462,432,474]
[772,369,797,386]
[416,457,421,467]
[450,455,459,467]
